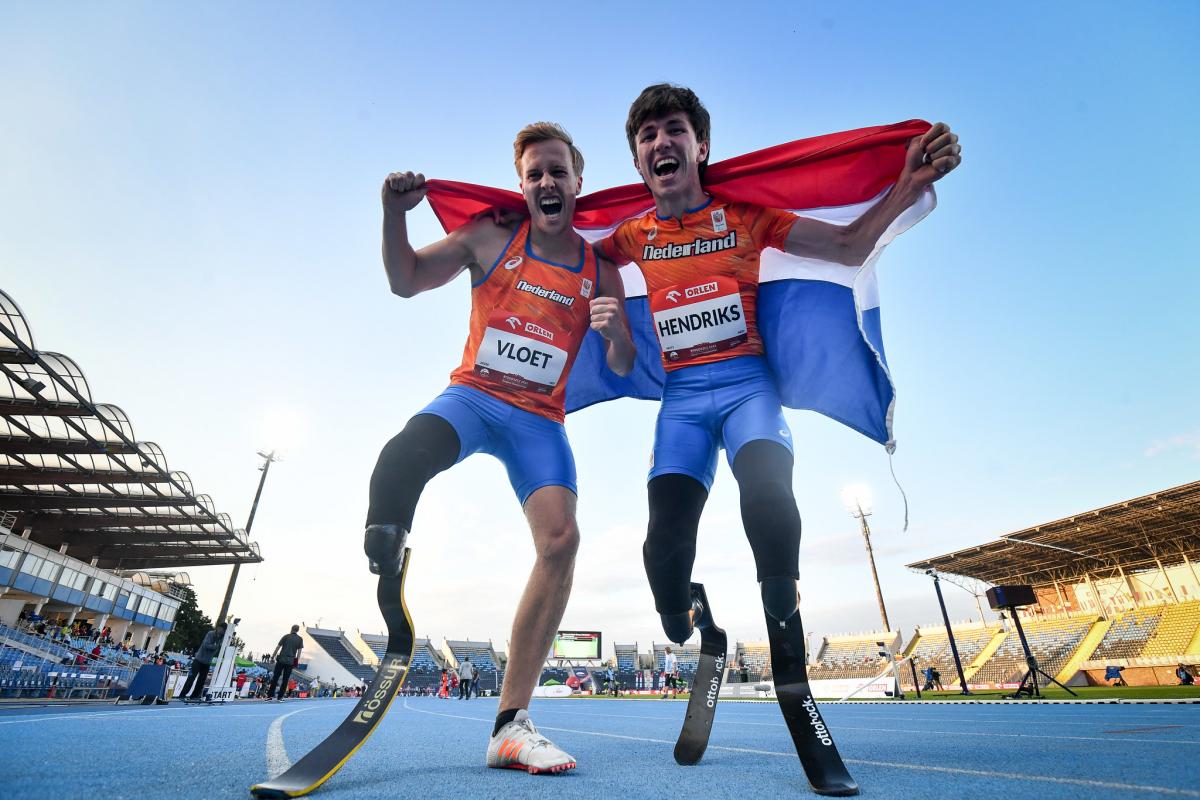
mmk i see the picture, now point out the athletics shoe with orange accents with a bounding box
[486,709,577,774]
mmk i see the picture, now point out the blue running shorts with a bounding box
[419,385,577,503]
[649,356,792,490]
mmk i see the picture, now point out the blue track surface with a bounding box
[2,697,1198,798]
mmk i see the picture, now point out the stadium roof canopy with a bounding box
[906,481,1200,587]
[0,289,262,571]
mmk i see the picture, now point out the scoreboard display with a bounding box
[551,630,601,660]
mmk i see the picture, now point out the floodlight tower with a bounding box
[841,484,891,632]
[216,450,278,625]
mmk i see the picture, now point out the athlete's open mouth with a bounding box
[653,157,680,178]
[539,196,563,216]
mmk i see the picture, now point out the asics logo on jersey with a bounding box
[506,316,522,329]
[516,279,576,307]
[503,256,523,270]
[686,281,719,299]
[666,290,682,303]
[642,231,737,261]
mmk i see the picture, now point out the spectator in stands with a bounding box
[458,658,474,700]
[90,644,102,661]
[266,625,304,702]
[1177,664,1195,686]
[179,621,226,701]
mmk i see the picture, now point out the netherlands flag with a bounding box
[425,120,936,450]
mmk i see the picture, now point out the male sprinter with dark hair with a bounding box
[371,122,634,773]
[597,84,960,794]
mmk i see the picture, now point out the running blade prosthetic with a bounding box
[766,607,859,796]
[673,583,728,765]
[250,549,415,798]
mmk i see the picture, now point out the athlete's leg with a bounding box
[497,485,579,713]
[731,439,801,619]
[363,413,461,575]
[644,377,719,642]
[644,474,708,642]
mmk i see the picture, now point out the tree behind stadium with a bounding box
[164,586,213,654]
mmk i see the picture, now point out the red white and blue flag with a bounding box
[425,120,936,449]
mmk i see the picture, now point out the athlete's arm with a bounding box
[592,259,635,376]
[381,171,511,297]
[782,122,962,266]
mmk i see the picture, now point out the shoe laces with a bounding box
[516,718,553,751]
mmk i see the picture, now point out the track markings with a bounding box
[400,701,1200,797]
[265,707,315,778]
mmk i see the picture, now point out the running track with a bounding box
[2,697,1198,798]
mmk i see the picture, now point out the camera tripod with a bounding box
[1003,605,1077,699]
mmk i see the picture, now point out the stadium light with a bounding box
[841,483,889,631]
[215,450,279,625]
[840,483,873,517]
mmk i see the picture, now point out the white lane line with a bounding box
[400,701,1200,797]
[0,706,320,726]
[525,705,1200,735]
[265,707,319,778]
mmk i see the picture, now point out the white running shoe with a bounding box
[486,709,577,774]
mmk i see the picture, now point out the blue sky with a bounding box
[2,2,1197,658]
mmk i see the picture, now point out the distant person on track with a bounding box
[266,625,304,702]
[179,622,226,701]
[662,646,678,699]
[458,658,474,700]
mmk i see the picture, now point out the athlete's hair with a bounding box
[625,83,712,180]
[291,624,300,633]
[513,122,584,178]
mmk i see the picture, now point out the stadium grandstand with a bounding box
[0,290,261,699]
[903,480,1200,689]
[445,638,502,693]
[731,640,770,681]
[806,631,900,681]
[301,627,377,688]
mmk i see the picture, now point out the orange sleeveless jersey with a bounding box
[602,199,796,371]
[450,221,599,422]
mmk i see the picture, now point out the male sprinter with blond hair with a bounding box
[597,84,960,795]
[369,122,634,773]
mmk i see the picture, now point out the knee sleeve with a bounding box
[760,575,799,621]
[732,440,801,583]
[643,474,708,615]
[366,413,460,529]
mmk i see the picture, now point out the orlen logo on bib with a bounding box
[686,281,719,299]
[524,322,554,341]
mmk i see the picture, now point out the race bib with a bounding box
[474,310,568,394]
[649,275,747,363]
